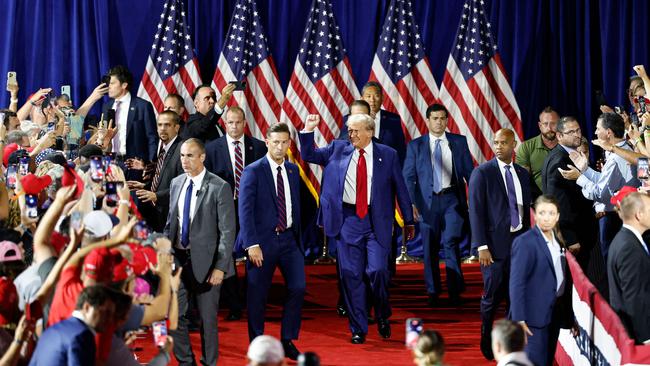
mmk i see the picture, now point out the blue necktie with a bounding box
[181,179,194,248]
[432,139,442,193]
[504,165,520,228]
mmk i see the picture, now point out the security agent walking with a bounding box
[236,123,305,360]
[164,138,236,366]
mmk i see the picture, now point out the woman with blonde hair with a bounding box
[412,329,445,366]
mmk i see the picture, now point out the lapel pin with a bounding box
[379,158,382,162]
[288,169,293,174]
[249,146,252,150]
[130,107,135,111]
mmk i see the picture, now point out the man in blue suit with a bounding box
[29,285,118,366]
[100,65,158,162]
[469,128,531,361]
[205,106,267,321]
[300,113,415,344]
[237,123,304,360]
[403,104,474,307]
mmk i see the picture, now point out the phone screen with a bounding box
[102,153,114,169]
[25,194,38,218]
[405,318,423,349]
[47,121,56,132]
[105,182,118,207]
[18,157,29,176]
[5,165,17,189]
[638,158,649,181]
[152,320,168,348]
[70,211,83,231]
[90,156,105,182]
[134,221,149,240]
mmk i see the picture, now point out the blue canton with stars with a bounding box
[222,0,271,78]
[451,0,498,80]
[150,0,195,78]
[376,0,426,82]
[297,0,346,83]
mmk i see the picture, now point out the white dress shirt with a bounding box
[267,155,293,229]
[497,159,524,232]
[496,351,534,366]
[226,134,246,178]
[176,168,207,249]
[157,135,178,157]
[539,226,565,294]
[112,92,131,155]
[429,133,453,189]
[373,110,381,139]
[343,142,374,205]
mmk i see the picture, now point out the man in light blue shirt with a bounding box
[568,113,639,262]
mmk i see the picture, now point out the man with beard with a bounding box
[516,107,559,199]
[541,117,601,291]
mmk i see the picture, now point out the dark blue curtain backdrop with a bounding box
[1,0,648,140]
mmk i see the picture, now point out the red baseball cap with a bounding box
[610,186,638,206]
[61,164,84,199]
[83,247,114,282]
[127,243,158,276]
[20,173,52,195]
[3,143,19,167]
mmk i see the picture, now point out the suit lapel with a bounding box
[446,133,459,181]
[339,143,355,192]
[534,226,557,282]
[286,163,299,220]
[491,159,508,198]
[218,138,234,182]
[192,172,211,219]
[420,135,434,184]
[169,176,187,219]
[244,136,257,165]
[260,158,278,208]
[160,138,180,174]
[126,98,136,135]
[371,142,382,205]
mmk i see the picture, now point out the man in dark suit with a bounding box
[101,65,158,162]
[128,110,183,232]
[300,113,415,344]
[236,123,304,360]
[164,138,236,366]
[29,285,118,366]
[541,117,598,281]
[469,128,531,360]
[608,192,650,344]
[403,103,474,306]
[180,84,235,143]
[205,106,267,321]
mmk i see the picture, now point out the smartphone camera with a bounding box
[5,165,17,189]
[638,96,648,114]
[134,221,150,241]
[102,153,114,170]
[229,80,247,91]
[405,318,423,349]
[90,155,105,182]
[105,181,118,208]
[18,157,29,176]
[152,320,168,348]
[638,157,649,181]
[25,194,38,219]
[70,211,83,231]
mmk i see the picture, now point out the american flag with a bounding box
[368,0,439,141]
[211,0,284,139]
[137,0,201,118]
[439,0,523,163]
[282,0,360,198]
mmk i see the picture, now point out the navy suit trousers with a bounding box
[246,230,305,342]
[337,205,392,335]
[421,191,465,296]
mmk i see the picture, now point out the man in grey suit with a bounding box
[164,138,236,366]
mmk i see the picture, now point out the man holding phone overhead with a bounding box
[180,83,237,143]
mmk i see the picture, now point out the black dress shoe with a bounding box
[427,294,439,308]
[281,340,300,361]
[367,315,376,325]
[336,304,348,317]
[226,310,242,321]
[351,333,366,344]
[480,323,494,360]
[377,318,391,339]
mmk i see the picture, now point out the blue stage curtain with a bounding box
[1,0,647,255]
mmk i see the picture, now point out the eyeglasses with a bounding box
[560,128,581,136]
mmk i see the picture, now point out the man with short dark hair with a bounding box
[403,103,473,306]
[1,110,20,132]
[164,93,186,119]
[564,112,639,262]
[181,84,235,143]
[164,138,236,365]
[29,285,117,366]
[516,107,559,198]
[491,319,533,366]
[101,65,158,162]
[237,123,304,360]
[608,192,650,344]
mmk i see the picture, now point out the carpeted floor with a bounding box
[134,262,495,365]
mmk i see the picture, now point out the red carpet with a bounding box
[134,262,494,365]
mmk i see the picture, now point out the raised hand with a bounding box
[304,114,320,132]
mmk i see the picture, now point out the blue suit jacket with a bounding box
[468,158,531,259]
[299,131,413,248]
[101,95,158,161]
[339,110,406,165]
[236,157,301,252]
[29,317,95,366]
[402,132,474,217]
[205,135,268,194]
[509,227,566,328]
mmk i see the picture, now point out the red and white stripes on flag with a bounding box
[368,0,439,142]
[439,0,523,163]
[211,0,283,140]
[137,0,201,118]
[281,0,359,198]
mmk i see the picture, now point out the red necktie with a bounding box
[233,141,243,199]
[356,149,368,218]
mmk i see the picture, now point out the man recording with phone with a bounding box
[180,83,237,143]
